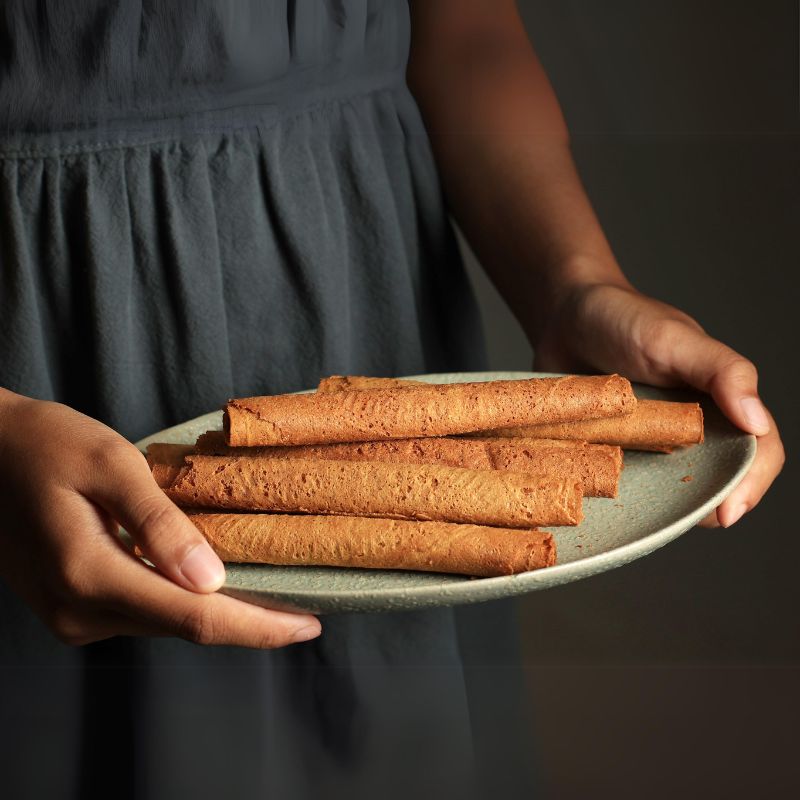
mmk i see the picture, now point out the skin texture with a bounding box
[407,0,783,528]
[0,2,784,647]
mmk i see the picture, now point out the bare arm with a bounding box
[407,0,628,345]
[407,0,783,526]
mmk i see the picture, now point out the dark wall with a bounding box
[458,1,799,795]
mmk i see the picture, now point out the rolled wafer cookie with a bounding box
[182,513,556,576]
[153,456,583,528]
[478,399,704,452]
[187,431,621,498]
[224,375,636,447]
[320,376,703,452]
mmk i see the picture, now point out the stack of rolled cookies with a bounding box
[147,373,702,578]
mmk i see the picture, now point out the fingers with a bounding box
[715,418,785,527]
[45,604,166,647]
[696,409,784,529]
[655,322,770,437]
[85,442,226,593]
[704,356,770,438]
[99,549,322,648]
[37,489,320,649]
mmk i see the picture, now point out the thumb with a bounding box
[88,443,226,593]
[661,323,770,436]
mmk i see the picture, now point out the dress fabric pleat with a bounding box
[0,2,536,797]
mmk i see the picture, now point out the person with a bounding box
[0,2,784,798]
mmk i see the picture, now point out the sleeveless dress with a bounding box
[0,3,536,798]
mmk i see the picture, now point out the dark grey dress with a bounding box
[0,3,535,798]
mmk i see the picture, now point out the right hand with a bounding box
[0,389,322,648]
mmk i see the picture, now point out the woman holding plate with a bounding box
[0,1,783,797]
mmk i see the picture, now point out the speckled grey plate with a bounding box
[136,372,756,614]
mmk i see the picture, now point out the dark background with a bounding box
[458,1,799,796]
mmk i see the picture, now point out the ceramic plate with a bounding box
[136,372,756,614]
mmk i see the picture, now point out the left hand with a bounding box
[534,282,784,527]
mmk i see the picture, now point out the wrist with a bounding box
[555,254,632,295]
[522,258,634,348]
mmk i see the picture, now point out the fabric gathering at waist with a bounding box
[0,67,407,158]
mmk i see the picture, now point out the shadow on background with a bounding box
[459,1,799,796]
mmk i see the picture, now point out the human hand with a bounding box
[0,390,322,647]
[533,282,784,527]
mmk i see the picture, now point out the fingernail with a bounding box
[722,503,748,528]
[740,397,769,435]
[180,544,225,591]
[291,624,321,643]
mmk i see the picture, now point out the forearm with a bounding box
[407,2,630,345]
